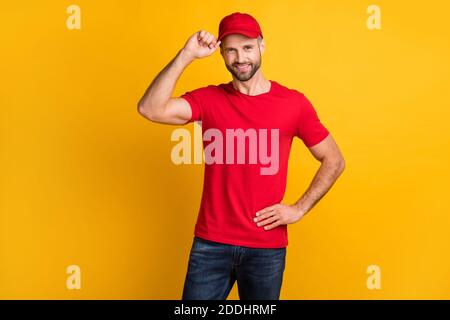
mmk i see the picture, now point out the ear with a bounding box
[259,38,265,55]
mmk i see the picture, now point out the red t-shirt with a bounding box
[181,80,329,248]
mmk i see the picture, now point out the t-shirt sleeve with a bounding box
[295,93,330,148]
[180,86,210,122]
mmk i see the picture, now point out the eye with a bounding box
[244,46,253,50]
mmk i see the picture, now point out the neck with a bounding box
[231,70,271,96]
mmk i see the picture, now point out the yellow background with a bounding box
[1,0,449,299]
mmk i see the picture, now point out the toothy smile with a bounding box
[235,63,251,72]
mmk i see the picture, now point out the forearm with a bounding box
[138,48,193,116]
[293,159,345,216]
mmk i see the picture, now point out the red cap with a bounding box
[218,12,263,42]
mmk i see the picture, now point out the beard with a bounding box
[225,56,261,82]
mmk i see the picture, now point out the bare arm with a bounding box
[137,30,221,125]
[292,134,346,216]
[254,134,345,231]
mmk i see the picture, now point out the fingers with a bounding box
[198,30,206,40]
[263,220,281,231]
[256,215,278,228]
[197,30,218,48]
[209,40,221,53]
[254,210,281,230]
[254,210,276,224]
[254,204,281,231]
[255,204,278,217]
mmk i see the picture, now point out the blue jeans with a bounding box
[182,236,287,300]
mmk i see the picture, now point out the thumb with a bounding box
[210,40,221,52]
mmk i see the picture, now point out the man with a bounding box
[138,12,345,300]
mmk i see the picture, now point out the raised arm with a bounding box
[137,30,221,125]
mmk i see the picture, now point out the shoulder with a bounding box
[182,83,229,96]
[270,80,307,100]
[271,81,318,116]
[271,80,309,104]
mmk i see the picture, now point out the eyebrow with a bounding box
[224,44,255,50]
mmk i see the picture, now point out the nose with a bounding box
[235,49,246,63]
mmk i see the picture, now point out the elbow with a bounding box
[339,158,346,173]
[336,157,346,175]
[137,98,167,123]
[137,101,156,121]
[137,99,147,116]
[137,102,146,117]
[323,156,346,175]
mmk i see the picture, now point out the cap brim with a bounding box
[218,30,260,41]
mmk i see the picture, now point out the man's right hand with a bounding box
[182,30,221,60]
[138,31,221,125]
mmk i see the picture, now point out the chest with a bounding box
[203,95,298,138]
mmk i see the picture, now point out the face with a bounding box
[220,34,264,82]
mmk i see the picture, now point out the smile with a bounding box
[235,64,251,72]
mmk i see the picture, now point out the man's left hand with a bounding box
[254,203,306,231]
